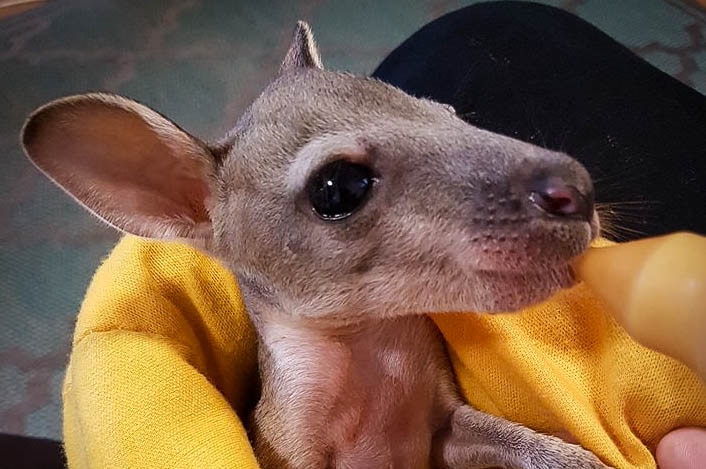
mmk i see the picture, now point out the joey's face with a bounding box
[211,68,598,322]
[19,21,596,325]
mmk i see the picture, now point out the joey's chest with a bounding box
[254,316,455,469]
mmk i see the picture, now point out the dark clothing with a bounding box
[374,1,706,239]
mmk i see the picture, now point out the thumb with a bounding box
[656,427,706,469]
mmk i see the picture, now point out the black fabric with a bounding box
[373,1,706,240]
[0,433,65,469]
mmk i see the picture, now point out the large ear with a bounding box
[279,21,323,73]
[21,93,215,242]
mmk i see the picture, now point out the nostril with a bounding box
[530,186,579,216]
[530,178,593,221]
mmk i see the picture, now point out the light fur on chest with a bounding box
[252,315,459,469]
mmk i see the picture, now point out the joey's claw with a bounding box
[525,441,612,469]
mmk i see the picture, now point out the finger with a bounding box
[656,427,706,469]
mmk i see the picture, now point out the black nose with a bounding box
[530,177,594,222]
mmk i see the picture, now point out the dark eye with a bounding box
[307,160,375,220]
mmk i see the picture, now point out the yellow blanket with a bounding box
[63,236,706,469]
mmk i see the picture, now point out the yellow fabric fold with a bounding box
[63,236,706,469]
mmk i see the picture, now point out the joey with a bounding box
[22,21,608,469]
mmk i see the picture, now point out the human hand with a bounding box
[656,427,706,469]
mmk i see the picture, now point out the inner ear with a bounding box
[22,93,216,241]
[279,21,323,73]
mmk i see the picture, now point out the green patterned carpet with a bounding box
[1,0,705,440]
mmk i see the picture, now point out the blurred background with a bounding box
[1,0,705,441]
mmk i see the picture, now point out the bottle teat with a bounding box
[572,232,706,381]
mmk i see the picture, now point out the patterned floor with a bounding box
[1,0,705,441]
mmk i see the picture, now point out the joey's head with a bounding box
[21,22,598,325]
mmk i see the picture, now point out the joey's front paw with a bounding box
[440,406,612,469]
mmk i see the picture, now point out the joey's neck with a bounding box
[256,313,390,343]
[254,314,397,374]
[252,313,446,388]
[252,314,405,419]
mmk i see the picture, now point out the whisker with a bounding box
[599,223,649,242]
[595,200,659,241]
